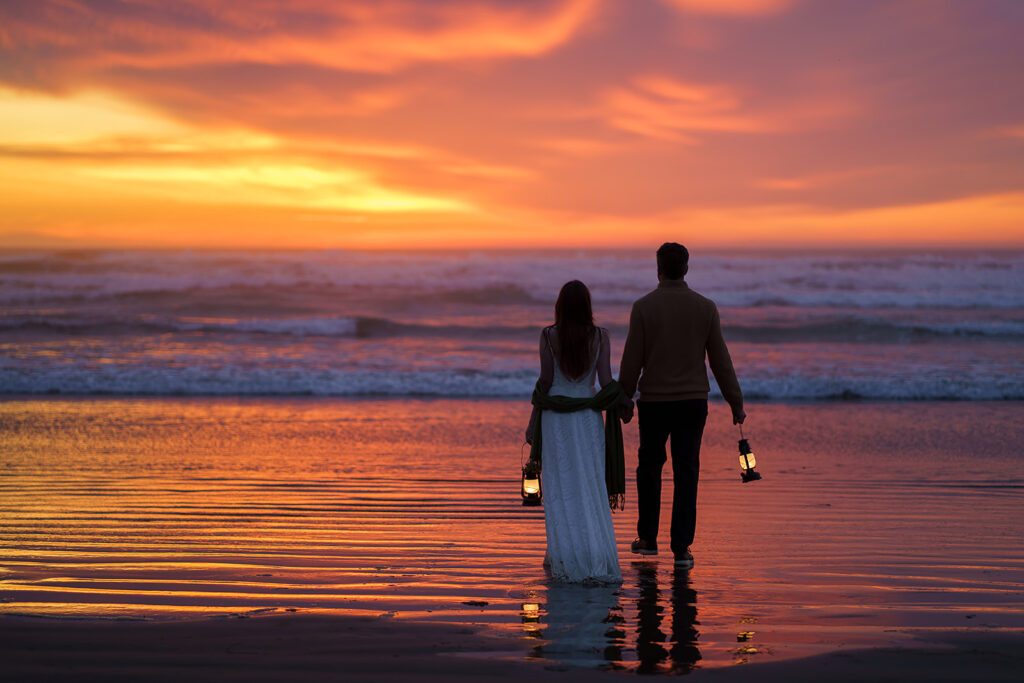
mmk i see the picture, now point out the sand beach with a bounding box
[2,397,1022,680]
[4,0,1024,675]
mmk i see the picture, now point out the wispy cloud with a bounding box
[531,137,621,157]
[660,0,796,17]
[672,192,1024,246]
[2,0,600,79]
[754,165,900,192]
[1,0,1022,247]
[600,74,770,141]
[996,123,1024,140]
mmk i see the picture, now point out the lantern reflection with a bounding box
[521,602,542,639]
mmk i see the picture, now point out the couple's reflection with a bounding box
[525,581,623,667]
[524,562,700,672]
[635,562,700,674]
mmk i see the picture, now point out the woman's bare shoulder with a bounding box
[540,325,556,347]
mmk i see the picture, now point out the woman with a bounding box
[525,280,629,583]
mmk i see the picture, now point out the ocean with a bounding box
[1,248,1022,400]
[3,248,1023,670]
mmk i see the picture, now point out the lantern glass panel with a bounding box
[739,451,756,470]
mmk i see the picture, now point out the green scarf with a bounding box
[530,380,627,511]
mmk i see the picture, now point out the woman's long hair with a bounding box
[553,280,596,380]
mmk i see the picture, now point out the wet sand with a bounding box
[2,398,1023,678]
[3,613,1023,682]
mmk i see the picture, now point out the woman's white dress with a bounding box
[541,346,621,583]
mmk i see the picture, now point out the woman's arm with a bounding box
[538,327,554,392]
[525,328,555,444]
[597,327,612,388]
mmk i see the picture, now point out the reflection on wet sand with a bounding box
[4,399,1023,673]
[522,561,701,673]
[527,582,622,668]
[634,561,701,674]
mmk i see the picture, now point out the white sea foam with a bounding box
[1,249,1021,310]
[1,249,1021,400]
[2,364,1021,400]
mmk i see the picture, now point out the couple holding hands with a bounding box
[525,242,745,583]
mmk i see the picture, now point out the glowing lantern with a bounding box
[738,429,762,483]
[521,460,542,506]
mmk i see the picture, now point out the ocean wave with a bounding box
[3,312,1021,342]
[1,367,1021,401]
[2,249,1022,312]
[0,314,541,339]
[725,318,1024,342]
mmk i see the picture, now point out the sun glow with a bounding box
[0,88,474,246]
[0,89,188,145]
[0,1,1021,248]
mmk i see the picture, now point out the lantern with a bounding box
[521,459,542,506]
[738,430,762,483]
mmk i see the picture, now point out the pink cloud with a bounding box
[661,0,796,17]
[2,0,600,79]
[600,74,771,141]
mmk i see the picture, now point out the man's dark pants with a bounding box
[636,399,708,556]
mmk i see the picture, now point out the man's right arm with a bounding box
[618,303,644,400]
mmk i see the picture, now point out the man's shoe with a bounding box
[675,549,694,569]
[631,538,658,556]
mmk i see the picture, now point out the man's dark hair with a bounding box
[656,242,689,280]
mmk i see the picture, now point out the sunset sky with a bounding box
[1,0,1023,248]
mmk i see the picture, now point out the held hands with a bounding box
[618,396,634,424]
[524,423,534,445]
[732,405,746,425]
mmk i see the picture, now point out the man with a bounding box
[618,242,745,568]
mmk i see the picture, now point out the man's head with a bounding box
[656,242,689,280]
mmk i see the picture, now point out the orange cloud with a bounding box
[532,137,621,157]
[4,0,600,78]
[997,124,1024,140]
[488,191,1024,250]
[754,165,900,192]
[600,75,770,141]
[0,88,479,246]
[666,192,1024,247]
[1,1,1021,249]
[597,71,862,143]
[438,162,536,180]
[661,0,796,16]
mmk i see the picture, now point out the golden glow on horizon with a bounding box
[0,1,1022,248]
[0,89,475,243]
[0,89,188,145]
[78,163,472,213]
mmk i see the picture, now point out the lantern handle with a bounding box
[738,423,745,440]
